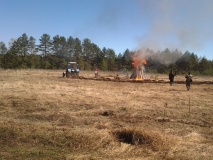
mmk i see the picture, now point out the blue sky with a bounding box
[0,0,213,60]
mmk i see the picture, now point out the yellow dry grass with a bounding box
[0,69,212,160]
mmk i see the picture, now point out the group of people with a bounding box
[94,68,192,90]
[169,70,193,91]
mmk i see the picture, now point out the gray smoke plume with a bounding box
[137,0,213,54]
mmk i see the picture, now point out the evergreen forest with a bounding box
[0,33,213,75]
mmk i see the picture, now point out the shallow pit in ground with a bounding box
[100,110,114,116]
[112,128,173,151]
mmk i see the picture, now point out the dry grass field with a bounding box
[0,69,212,160]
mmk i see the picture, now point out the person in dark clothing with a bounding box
[169,70,176,86]
[62,72,66,78]
[185,72,193,91]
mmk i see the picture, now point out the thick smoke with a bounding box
[137,0,213,55]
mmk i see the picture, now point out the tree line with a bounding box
[0,33,213,75]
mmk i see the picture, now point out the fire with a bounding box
[132,54,146,69]
[131,53,146,80]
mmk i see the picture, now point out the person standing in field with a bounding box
[169,70,176,86]
[185,72,193,91]
[95,68,99,78]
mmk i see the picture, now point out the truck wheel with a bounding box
[66,72,71,78]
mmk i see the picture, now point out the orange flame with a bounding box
[132,53,146,80]
[132,53,146,69]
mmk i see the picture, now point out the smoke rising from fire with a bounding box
[137,0,213,56]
